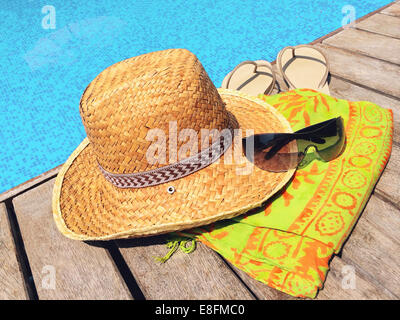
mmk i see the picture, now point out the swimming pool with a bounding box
[0,0,392,194]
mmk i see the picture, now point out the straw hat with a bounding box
[52,49,295,241]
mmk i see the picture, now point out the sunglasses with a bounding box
[242,117,345,172]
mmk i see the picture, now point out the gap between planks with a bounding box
[10,180,133,300]
[355,13,400,40]
[323,27,400,66]
[315,43,400,100]
[381,2,400,17]
[0,202,28,299]
[335,196,400,299]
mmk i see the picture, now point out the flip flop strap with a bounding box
[225,61,276,95]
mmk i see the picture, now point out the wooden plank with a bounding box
[323,28,400,65]
[374,145,400,206]
[116,238,255,300]
[0,203,27,299]
[339,195,400,298]
[317,256,394,300]
[356,14,400,39]
[381,3,400,17]
[12,179,132,300]
[315,44,400,98]
[309,2,396,46]
[0,165,61,203]
[364,195,400,245]
[328,76,400,144]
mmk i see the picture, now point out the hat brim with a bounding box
[52,89,296,240]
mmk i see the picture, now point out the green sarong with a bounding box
[170,88,393,298]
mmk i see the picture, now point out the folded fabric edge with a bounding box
[195,235,323,299]
[159,232,329,299]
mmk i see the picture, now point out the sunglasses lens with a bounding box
[315,118,345,161]
[242,117,345,172]
[243,137,304,172]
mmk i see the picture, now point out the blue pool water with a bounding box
[0,0,392,193]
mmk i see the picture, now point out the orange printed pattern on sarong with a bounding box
[181,89,393,298]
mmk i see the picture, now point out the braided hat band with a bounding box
[98,128,234,188]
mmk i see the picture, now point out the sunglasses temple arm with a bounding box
[294,118,338,134]
[252,129,331,157]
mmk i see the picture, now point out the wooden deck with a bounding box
[1,2,400,300]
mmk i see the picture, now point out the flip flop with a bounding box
[221,60,276,96]
[277,45,330,95]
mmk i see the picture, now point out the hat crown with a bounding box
[79,49,233,174]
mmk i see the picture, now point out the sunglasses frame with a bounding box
[242,117,345,171]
